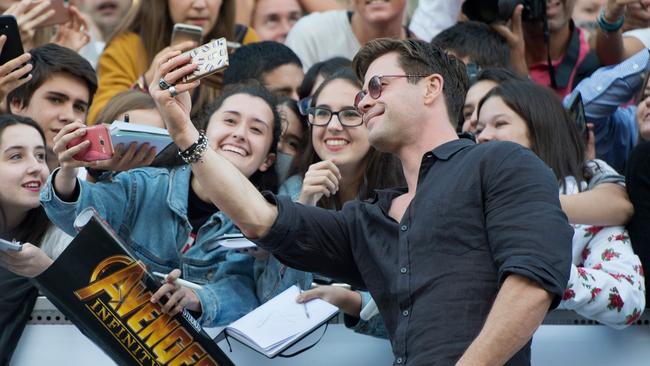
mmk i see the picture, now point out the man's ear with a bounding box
[258,153,276,172]
[423,74,444,106]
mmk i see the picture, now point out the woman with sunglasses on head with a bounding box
[41,83,293,327]
[0,115,73,362]
[264,68,402,337]
[476,80,645,328]
[86,0,259,125]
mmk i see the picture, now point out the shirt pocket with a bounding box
[415,192,486,256]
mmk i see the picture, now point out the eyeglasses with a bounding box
[307,107,363,127]
[354,74,430,111]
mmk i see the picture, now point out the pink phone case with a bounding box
[67,125,114,162]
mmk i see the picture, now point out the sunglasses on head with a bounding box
[354,74,430,111]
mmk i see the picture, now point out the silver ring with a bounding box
[168,85,178,98]
[159,78,172,90]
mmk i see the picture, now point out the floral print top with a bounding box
[557,161,645,328]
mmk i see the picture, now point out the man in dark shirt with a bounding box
[151,39,573,366]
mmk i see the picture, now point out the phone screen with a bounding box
[171,24,203,46]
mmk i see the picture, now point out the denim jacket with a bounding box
[40,166,259,327]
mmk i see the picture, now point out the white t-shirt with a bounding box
[623,28,650,49]
[285,10,360,71]
[409,0,463,42]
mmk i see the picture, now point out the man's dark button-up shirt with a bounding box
[255,139,573,365]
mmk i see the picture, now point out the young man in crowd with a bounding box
[432,21,511,69]
[152,38,573,365]
[7,43,97,170]
[251,0,303,43]
[285,0,409,70]
[223,41,304,100]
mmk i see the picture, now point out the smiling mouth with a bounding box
[22,181,42,191]
[365,0,389,4]
[221,145,248,157]
[325,139,349,147]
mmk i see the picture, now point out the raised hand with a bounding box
[298,160,341,206]
[150,269,202,316]
[144,40,196,90]
[492,4,528,77]
[0,35,32,109]
[149,49,201,148]
[3,0,55,50]
[52,5,90,52]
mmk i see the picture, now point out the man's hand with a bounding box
[492,5,528,77]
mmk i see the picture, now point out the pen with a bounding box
[297,283,310,319]
[152,271,203,291]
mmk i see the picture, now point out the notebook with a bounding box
[223,285,339,358]
[108,121,173,156]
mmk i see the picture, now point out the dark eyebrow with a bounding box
[46,91,89,109]
[224,110,270,128]
[3,145,45,153]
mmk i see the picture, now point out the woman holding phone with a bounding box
[86,0,259,124]
[0,115,72,362]
[41,82,308,326]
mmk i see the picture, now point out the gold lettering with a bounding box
[130,302,180,349]
[152,327,192,363]
[168,343,207,366]
[116,281,151,318]
[75,261,145,312]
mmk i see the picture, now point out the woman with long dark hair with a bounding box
[476,80,645,328]
[0,115,73,363]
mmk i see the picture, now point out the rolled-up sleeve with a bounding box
[484,145,573,308]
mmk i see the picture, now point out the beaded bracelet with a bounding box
[178,131,208,164]
[597,8,624,33]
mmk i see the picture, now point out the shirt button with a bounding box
[402,310,409,317]
[400,225,408,231]
[633,63,639,70]
[400,267,408,274]
[396,357,403,364]
[596,85,603,91]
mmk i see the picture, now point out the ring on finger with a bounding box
[158,78,172,90]
[169,85,178,98]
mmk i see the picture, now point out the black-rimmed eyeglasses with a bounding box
[307,107,363,127]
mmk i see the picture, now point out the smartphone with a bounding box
[0,238,22,251]
[171,23,203,47]
[182,37,229,83]
[66,125,114,161]
[25,0,70,28]
[567,92,588,142]
[0,15,24,66]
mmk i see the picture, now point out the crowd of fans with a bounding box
[1,0,650,364]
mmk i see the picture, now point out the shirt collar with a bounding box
[428,138,475,161]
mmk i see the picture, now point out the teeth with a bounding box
[22,182,40,188]
[326,140,348,146]
[221,145,247,156]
